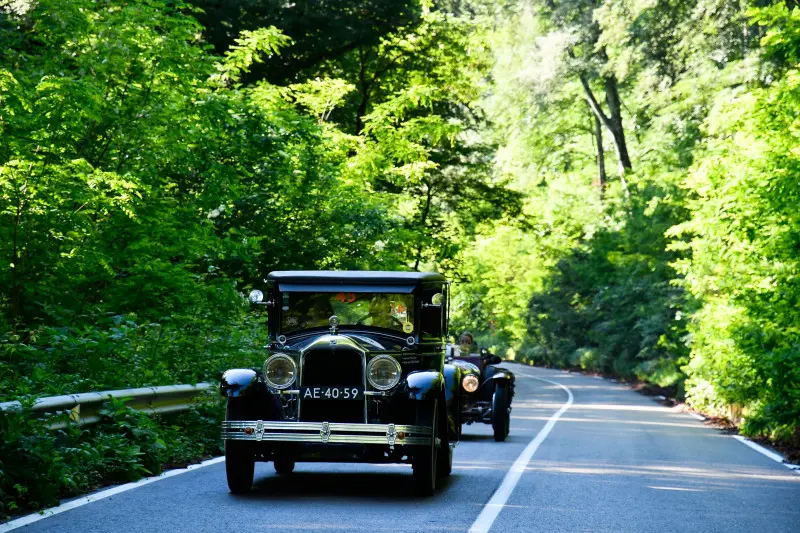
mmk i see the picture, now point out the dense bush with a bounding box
[0,397,224,518]
[0,0,521,517]
[670,4,800,442]
[2,0,799,519]
[0,313,267,401]
[452,1,800,446]
[527,178,689,389]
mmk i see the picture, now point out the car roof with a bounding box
[267,270,446,285]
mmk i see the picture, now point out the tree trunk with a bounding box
[577,73,631,199]
[412,181,434,271]
[593,113,606,200]
[355,97,368,135]
[603,75,632,174]
[10,162,31,330]
[355,48,370,135]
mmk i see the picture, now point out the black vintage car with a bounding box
[220,271,464,495]
[448,343,515,441]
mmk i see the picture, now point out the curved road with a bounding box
[6,365,800,533]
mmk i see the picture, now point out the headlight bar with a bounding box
[222,420,432,450]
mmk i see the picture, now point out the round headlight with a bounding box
[367,355,402,391]
[462,374,479,393]
[264,354,296,389]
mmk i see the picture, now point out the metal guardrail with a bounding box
[0,383,213,429]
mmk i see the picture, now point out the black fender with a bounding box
[443,364,463,442]
[479,367,515,397]
[220,368,258,398]
[404,370,445,402]
[487,369,515,384]
[221,369,282,420]
[442,364,463,404]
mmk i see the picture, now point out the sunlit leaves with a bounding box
[214,27,293,85]
[671,23,800,435]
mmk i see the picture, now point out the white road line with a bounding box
[0,457,225,532]
[733,436,800,472]
[687,412,706,421]
[468,374,573,533]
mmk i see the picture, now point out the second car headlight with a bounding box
[264,354,297,389]
[462,374,479,393]
[367,355,402,390]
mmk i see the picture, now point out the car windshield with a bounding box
[280,291,414,334]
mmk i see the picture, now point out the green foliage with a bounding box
[526,175,690,386]
[216,27,293,84]
[189,0,422,84]
[0,0,522,516]
[670,6,800,438]
[0,397,224,519]
[0,313,268,400]
[3,0,800,516]
[453,0,799,447]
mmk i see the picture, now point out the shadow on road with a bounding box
[458,432,496,442]
[238,469,459,501]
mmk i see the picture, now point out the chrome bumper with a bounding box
[221,420,432,448]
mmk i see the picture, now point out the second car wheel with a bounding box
[492,383,511,442]
[412,400,439,495]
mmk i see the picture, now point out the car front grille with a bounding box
[299,347,364,423]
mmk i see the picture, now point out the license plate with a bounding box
[300,386,363,400]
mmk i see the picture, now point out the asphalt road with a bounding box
[8,365,800,533]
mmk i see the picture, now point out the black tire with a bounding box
[437,396,453,477]
[492,384,510,442]
[274,458,295,475]
[437,439,453,477]
[412,400,438,496]
[225,399,255,494]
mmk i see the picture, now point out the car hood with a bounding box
[280,331,408,353]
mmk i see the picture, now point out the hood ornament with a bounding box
[329,315,340,334]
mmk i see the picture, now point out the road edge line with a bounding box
[0,457,225,532]
[732,436,800,472]
[468,373,573,533]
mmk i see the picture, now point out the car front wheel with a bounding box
[274,458,295,475]
[437,395,453,477]
[492,383,511,442]
[225,399,255,493]
[412,400,439,495]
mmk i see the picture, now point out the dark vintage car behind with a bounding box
[219,271,465,495]
[449,345,515,441]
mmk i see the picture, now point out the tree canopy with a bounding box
[1,1,799,514]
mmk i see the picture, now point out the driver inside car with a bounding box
[362,294,397,328]
[458,331,475,357]
[301,294,335,329]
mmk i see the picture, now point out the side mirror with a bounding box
[422,292,444,309]
[489,355,502,365]
[249,290,263,303]
[248,290,273,307]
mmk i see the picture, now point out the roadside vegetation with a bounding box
[451,1,800,450]
[1,0,798,519]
